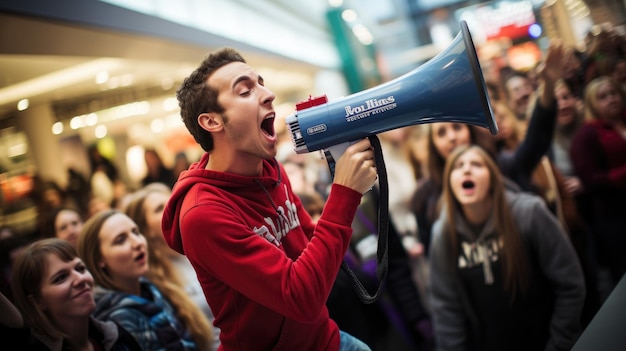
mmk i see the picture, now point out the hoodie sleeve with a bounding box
[429,218,468,351]
[176,183,361,323]
[516,194,585,351]
[500,98,557,191]
[570,124,626,191]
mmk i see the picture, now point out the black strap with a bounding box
[328,135,389,304]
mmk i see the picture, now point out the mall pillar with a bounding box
[326,6,381,93]
[16,103,66,188]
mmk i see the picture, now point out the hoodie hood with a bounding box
[454,200,498,286]
[454,207,496,243]
[31,317,120,351]
[162,152,282,254]
[453,191,525,286]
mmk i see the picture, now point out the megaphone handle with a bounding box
[323,142,352,178]
[338,134,389,304]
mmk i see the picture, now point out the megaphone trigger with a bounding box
[326,141,353,163]
[322,141,353,179]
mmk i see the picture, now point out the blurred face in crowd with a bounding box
[505,76,534,118]
[37,254,95,322]
[54,209,83,248]
[143,191,169,240]
[431,123,471,160]
[98,213,149,287]
[144,150,162,173]
[562,52,582,80]
[43,188,63,209]
[492,102,517,143]
[449,148,492,209]
[481,59,500,86]
[612,59,626,84]
[555,83,579,127]
[594,80,624,120]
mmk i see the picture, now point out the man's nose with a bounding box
[260,85,275,105]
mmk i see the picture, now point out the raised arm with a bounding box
[504,43,566,186]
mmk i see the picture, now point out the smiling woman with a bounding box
[6,238,140,350]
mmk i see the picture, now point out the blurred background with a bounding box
[0,0,624,232]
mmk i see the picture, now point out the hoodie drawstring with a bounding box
[255,179,280,215]
[253,158,283,215]
[478,243,494,285]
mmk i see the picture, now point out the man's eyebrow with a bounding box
[232,74,263,89]
[232,75,251,89]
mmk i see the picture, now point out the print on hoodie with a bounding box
[254,184,301,247]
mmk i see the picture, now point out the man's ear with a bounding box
[198,112,223,133]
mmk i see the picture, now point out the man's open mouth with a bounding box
[261,116,275,137]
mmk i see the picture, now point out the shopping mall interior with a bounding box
[1,1,626,348]
[0,0,624,231]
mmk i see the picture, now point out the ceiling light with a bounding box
[85,113,98,126]
[352,24,374,45]
[95,125,108,139]
[51,121,64,135]
[151,119,164,133]
[17,98,29,111]
[95,71,109,84]
[70,116,84,129]
[342,9,357,22]
[0,58,123,106]
[329,0,343,7]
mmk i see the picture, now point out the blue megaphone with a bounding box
[285,20,497,162]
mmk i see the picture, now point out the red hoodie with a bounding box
[162,153,362,351]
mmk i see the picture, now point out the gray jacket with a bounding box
[429,191,585,351]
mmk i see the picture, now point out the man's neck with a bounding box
[206,152,264,176]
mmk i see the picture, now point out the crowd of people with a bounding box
[0,25,624,351]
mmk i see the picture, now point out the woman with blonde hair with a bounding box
[571,76,626,287]
[123,183,220,349]
[429,145,585,351]
[77,209,213,351]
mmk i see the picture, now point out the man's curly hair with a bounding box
[176,48,245,151]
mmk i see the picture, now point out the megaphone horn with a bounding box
[286,20,497,160]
